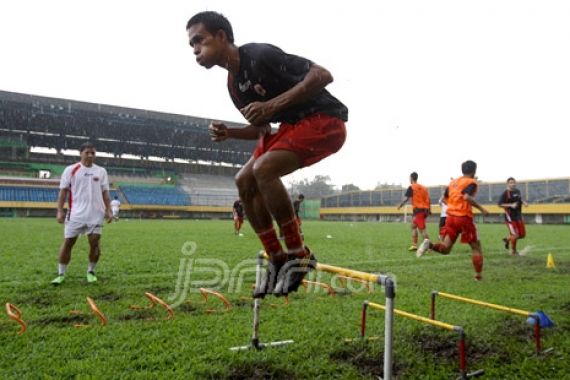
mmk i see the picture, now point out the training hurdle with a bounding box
[431,291,553,355]
[361,301,484,380]
[231,251,396,380]
[5,303,27,335]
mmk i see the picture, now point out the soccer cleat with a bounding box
[474,273,482,281]
[273,247,317,296]
[511,251,519,257]
[86,271,98,283]
[408,245,417,252]
[502,238,509,250]
[51,275,65,285]
[253,260,283,299]
[416,239,430,258]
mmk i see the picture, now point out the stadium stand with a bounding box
[0,89,254,217]
[119,185,190,206]
[0,90,254,166]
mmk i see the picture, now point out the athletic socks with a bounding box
[257,227,285,263]
[88,262,97,273]
[279,218,306,257]
[472,255,483,276]
[58,263,67,276]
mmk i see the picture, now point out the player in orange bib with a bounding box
[416,161,489,281]
[397,172,431,251]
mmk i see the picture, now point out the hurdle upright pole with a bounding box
[431,291,546,355]
[365,301,482,380]
[251,252,263,349]
[260,253,395,379]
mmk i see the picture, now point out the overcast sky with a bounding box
[1,0,569,189]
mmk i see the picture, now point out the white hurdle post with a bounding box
[230,251,294,351]
[230,251,396,380]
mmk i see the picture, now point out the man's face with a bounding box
[187,23,222,69]
[507,179,516,190]
[80,148,96,166]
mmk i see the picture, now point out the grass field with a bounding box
[0,218,569,379]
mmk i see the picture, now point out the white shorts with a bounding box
[112,208,120,217]
[64,220,103,239]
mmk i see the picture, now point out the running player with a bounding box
[498,177,528,256]
[397,172,431,251]
[417,160,489,281]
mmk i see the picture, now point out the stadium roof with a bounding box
[0,90,255,165]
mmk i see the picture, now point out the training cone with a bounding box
[546,253,556,269]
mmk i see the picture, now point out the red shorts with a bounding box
[412,211,428,230]
[506,220,526,238]
[253,113,346,167]
[439,217,447,237]
[444,215,479,244]
[234,216,244,223]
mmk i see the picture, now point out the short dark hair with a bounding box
[80,142,96,152]
[507,177,515,183]
[299,194,305,199]
[461,160,477,175]
[186,11,234,44]
[410,172,418,182]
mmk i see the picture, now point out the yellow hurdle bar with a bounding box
[368,302,456,331]
[262,252,384,285]
[317,263,380,283]
[437,291,531,317]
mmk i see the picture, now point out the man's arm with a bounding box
[240,64,333,125]
[56,188,68,224]
[464,193,489,216]
[397,197,410,210]
[102,190,113,223]
[497,190,515,209]
[209,123,270,141]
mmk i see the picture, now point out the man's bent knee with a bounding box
[235,171,258,201]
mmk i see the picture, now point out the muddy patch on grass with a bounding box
[412,327,509,364]
[19,295,56,308]
[34,314,91,327]
[95,291,121,301]
[495,317,535,343]
[225,362,298,380]
[330,344,404,378]
[147,286,172,295]
[176,303,198,313]
[117,309,160,321]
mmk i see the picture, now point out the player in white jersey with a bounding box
[438,195,448,241]
[51,142,113,285]
[110,196,121,221]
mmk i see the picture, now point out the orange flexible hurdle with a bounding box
[86,297,108,326]
[302,280,336,297]
[335,275,373,293]
[199,288,232,311]
[5,303,27,335]
[144,292,174,320]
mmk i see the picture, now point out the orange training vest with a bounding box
[446,177,478,217]
[411,183,430,210]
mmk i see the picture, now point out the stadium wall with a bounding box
[319,204,570,224]
[0,201,233,220]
